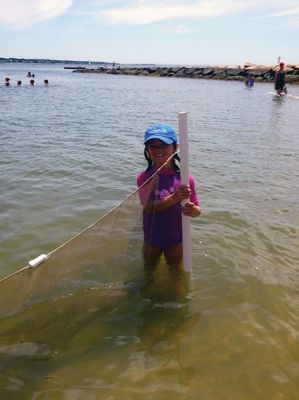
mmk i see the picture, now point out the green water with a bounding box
[0,64,298,398]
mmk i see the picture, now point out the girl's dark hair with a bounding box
[144,144,180,172]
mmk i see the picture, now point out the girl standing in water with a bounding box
[137,123,201,274]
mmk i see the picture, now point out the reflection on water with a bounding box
[0,64,299,399]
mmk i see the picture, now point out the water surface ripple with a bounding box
[0,64,299,399]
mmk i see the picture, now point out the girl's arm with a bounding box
[137,173,201,216]
[184,175,201,217]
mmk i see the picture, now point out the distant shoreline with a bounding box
[0,57,109,66]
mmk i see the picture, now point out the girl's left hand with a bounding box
[182,202,201,217]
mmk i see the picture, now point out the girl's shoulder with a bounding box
[137,170,148,179]
[137,170,150,187]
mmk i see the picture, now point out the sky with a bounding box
[1,0,299,66]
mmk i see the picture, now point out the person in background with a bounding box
[44,79,49,86]
[17,80,22,86]
[275,62,287,95]
[5,77,10,86]
[137,123,201,279]
[30,79,35,86]
[245,73,254,87]
[248,74,255,87]
[245,72,250,87]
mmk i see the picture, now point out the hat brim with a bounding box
[144,135,175,145]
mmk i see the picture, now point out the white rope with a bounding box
[0,151,179,283]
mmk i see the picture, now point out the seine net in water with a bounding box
[0,184,150,318]
[0,166,175,319]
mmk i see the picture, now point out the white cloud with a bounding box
[2,0,299,30]
[0,0,72,29]
[83,0,299,26]
[251,3,299,29]
[99,0,250,25]
[72,0,298,26]
[268,6,299,18]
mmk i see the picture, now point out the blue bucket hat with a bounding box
[144,123,177,145]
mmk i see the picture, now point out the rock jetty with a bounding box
[73,63,299,84]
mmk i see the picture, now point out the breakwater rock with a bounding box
[73,64,299,84]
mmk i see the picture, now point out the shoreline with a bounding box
[73,64,299,84]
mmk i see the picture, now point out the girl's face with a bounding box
[146,139,177,168]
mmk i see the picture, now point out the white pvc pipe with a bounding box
[178,112,192,272]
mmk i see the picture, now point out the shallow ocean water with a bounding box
[0,64,299,399]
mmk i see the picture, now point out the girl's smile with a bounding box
[146,139,177,168]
